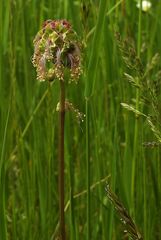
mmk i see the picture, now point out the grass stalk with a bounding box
[0,102,11,240]
[85,98,90,239]
[131,0,142,214]
[85,1,107,238]
[58,80,66,240]
[8,88,49,162]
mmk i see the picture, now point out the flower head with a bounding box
[32,19,82,82]
[136,0,152,12]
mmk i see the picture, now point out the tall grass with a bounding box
[0,0,161,239]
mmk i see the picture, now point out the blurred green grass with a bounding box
[0,0,161,239]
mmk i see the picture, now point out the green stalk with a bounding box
[0,102,10,240]
[85,1,108,238]
[8,88,49,163]
[131,0,142,215]
[143,148,147,240]
[85,98,90,239]
[69,157,76,240]
[59,80,66,240]
[137,0,142,57]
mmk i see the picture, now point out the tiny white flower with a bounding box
[136,0,152,12]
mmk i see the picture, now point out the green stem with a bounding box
[131,0,142,215]
[59,80,66,240]
[0,103,10,240]
[86,98,90,239]
[8,88,49,163]
[137,0,142,58]
[85,1,108,238]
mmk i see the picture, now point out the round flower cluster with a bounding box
[32,19,82,82]
[136,0,152,12]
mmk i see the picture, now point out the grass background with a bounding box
[0,0,161,239]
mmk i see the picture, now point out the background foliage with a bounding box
[0,0,161,239]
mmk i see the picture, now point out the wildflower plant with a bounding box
[32,19,82,82]
[32,19,82,240]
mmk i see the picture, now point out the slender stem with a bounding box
[85,98,90,239]
[137,0,142,58]
[85,1,108,238]
[0,102,10,240]
[59,80,66,240]
[131,0,142,215]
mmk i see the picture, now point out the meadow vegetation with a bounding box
[0,0,161,239]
